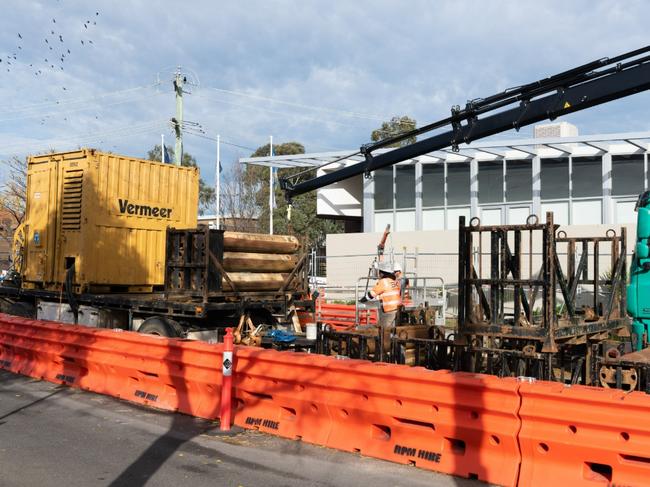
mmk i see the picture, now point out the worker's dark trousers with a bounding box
[378,310,397,358]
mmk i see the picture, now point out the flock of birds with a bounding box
[2,11,100,89]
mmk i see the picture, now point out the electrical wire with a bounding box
[0,83,160,115]
[181,117,363,178]
[61,122,168,147]
[182,128,257,151]
[0,90,165,123]
[193,92,369,128]
[0,119,168,154]
[179,119,265,151]
[206,86,392,122]
[182,121,362,181]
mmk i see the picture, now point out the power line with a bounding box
[179,119,269,151]
[60,121,168,146]
[0,90,164,123]
[0,119,168,154]
[0,83,159,115]
[182,119,356,161]
[193,92,370,128]
[207,86,390,121]
[181,120,361,179]
[182,128,257,151]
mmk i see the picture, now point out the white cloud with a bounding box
[0,0,648,189]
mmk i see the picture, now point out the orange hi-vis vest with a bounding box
[371,277,402,312]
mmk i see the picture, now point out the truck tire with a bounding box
[138,316,183,337]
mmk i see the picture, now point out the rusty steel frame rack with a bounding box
[317,325,458,369]
[314,211,633,388]
[390,336,457,370]
[316,326,604,385]
[595,356,650,393]
[164,226,310,303]
[454,343,593,382]
[457,212,628,381]
[316,326,381,361]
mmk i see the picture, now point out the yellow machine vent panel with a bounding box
[61,169,83,230]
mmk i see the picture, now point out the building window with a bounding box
[395,210,415,231]
[612,154,644,196]
[572,156,602,198]
[478,160,503,204]
[395,166,415,209]
[506,160,532,202]
[446,162,470,206]
[541,158,569,200]
[374,167,393,210]
[422,164,444,207]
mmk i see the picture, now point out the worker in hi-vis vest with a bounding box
[359,261,402,354]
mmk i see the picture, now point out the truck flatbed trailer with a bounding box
[0,285,313,318]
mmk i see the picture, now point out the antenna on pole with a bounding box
[172,67,186,166]
[164,66,199,166]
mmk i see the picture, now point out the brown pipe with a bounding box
[222,272,290,291]
[223,252,297,272]
[223,232,300,254]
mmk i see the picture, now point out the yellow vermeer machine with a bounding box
[21,149,199,292]
[4,149,311,340]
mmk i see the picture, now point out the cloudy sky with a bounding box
[0,0,649,190]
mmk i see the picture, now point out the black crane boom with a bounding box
[280,46,650,200]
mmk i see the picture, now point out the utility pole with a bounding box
[216,134,221,230]
[269,135,274,235]
[172,68,186,166]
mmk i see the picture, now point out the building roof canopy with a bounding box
[240,131,650,169]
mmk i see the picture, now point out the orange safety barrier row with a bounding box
[231,347,522,486]
[0,313,520,485]
[0,314,225,420]
[518,381,650,487]
[6,314,650,486]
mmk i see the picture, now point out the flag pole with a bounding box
[216,134,221,230]
[161,134,165,163]
[269,135,274,235]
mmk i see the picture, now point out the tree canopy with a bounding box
[240,141,343,246]
[370,115,417,147]
[147,145,215,214]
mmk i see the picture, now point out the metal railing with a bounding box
[354,274,447,325]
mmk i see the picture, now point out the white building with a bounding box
[242,123,645,286]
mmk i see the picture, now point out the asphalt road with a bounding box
[0,370,480,487]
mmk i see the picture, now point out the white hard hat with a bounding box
[393,263,402,273]
[377,261,393,274]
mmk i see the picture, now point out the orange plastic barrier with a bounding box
[0,314,225,420]
[321,361,522,486]
[316,300,377,330]
[14,314,650,486]
[232,347,334,445]
[518,380,650,486]
[230,344,522,486]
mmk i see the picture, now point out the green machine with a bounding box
[627,191,650,350]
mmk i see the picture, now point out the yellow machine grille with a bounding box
[61,169,83,230]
